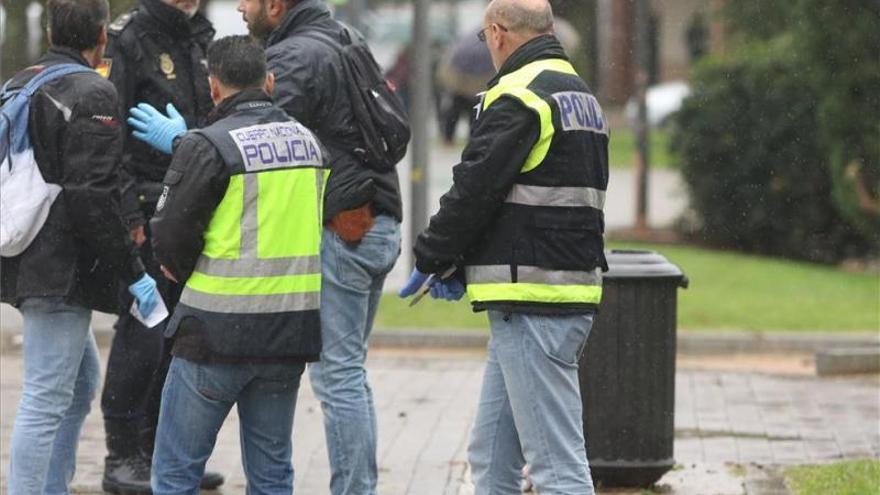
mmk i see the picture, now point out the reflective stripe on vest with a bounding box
[505,184,605,210]
[465,265,602,304]
[467,265,602,285]
[482,59,578,173]
[181,165,328,314]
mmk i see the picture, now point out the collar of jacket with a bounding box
[486,34,568,89]
[139,0,215,42]
[40,46,92,68]
[4,47,89,91]
[205,88,273,125]
[266,0,333,47]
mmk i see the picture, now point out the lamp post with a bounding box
[409,0,432,265]
[633,0,651,234]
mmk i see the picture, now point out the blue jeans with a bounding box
[151,357,306,495]
[308,215,401,495]
[8,297,101,495]
[468,311,595,495]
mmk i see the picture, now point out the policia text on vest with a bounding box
[231,121,323,171]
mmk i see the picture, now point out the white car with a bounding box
[625,80,691,127]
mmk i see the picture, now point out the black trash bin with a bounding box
[580,249,688,487]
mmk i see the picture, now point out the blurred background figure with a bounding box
[434,28,493,145]
[434,18,580,145]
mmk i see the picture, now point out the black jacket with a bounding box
[105,0,214,228]
[151,89,325,364]
[414,36,609,314]
[265,0,402,221]
[149,91,258,284]
[0,47,145,312]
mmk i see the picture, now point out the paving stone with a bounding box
[701,437,740,463]
[3,345,879,493]
[734,438,774,465]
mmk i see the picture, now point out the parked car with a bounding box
[625,80,691,127]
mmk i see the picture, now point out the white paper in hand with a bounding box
[129,295,169,328]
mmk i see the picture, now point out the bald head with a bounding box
[485,0,554,36]
[482,0,554,70]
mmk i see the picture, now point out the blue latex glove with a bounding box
[398,268,430,297]
[127,103,187,154]
[128,274,159,317]
[429,278,466,301]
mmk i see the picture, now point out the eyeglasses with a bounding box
[477,23,509,42]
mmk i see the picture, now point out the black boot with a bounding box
[200,470,225,490]
[103,419,152,495]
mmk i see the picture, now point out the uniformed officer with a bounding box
[128,35,329,494]
[399,0,609,493]
[99,0,221,492]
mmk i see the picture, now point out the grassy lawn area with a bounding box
[441,128,674,169]
[375,242,880,332]
[786,459,880,495]
[608,128,674,169]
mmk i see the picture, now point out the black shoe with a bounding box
[102,455,152,495]
[200,470,225,490]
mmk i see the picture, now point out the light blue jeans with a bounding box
[468,311,595,495]
[151,357,306,495]
[8,297,101,495]
[308,215,401,495]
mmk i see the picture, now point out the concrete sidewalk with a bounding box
[1,343,878,494]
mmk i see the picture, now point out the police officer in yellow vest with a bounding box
[399,0,608,493]
[128,35,329,493]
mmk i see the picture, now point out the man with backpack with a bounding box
[238,0,405,492]
[0,0,158,492]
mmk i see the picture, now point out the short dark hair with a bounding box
[207,36,267,90]
[47,0,109,50]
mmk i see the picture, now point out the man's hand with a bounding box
[128,273,160,316]
[130,225,146,247]
[160,265,178,283]
[127,103,187,154]
[398,268,429,298]
[429,278,465,301]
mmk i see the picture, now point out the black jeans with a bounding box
[101,221,181,447]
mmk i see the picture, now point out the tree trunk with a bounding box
[2,0,31,81]
[550,0,598,87]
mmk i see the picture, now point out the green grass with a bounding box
[375,242,880,332]
[441,127,673,169]
[786,460,880,495]
[375,295,488,331]
[608,128,674,169]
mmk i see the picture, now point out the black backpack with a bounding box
[305,28,411,172]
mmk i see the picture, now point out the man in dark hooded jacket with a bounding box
[99,0,223,492]
[238,0,402,493]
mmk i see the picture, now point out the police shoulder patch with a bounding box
[95,58,113,79]
[108,11,135,34]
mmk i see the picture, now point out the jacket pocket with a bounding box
[529,210,601,269]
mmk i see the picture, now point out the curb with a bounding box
[367,329,880,355]
[816,347,880,375]
[2,305,877,355]
[674,330,880,354]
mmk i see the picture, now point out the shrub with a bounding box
[671,40,874,263]
[793,0,880,246]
